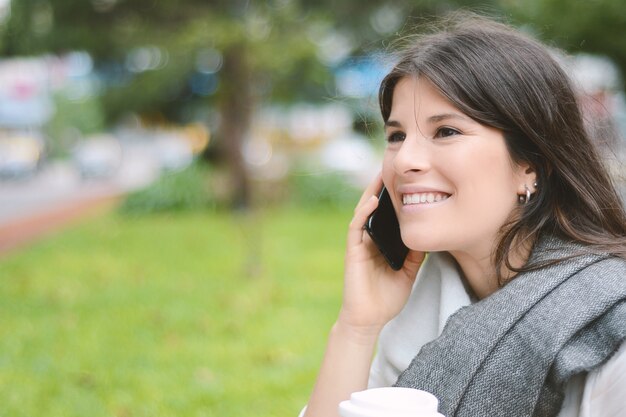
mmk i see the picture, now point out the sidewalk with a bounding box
[0,189,122,255]
[0,147,162,256]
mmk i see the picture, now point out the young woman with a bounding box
[302,14,626,417]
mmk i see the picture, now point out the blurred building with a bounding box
[0,57,52,178]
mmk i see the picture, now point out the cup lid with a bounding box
[350,387,438,412]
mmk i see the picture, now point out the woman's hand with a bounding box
[303,173,425,417]
[339,173,425,336]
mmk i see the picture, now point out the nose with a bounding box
[392,134,431,175]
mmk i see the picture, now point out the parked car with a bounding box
[72,134,123,179]
[0,133,44,179]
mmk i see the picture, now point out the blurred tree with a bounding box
[502,0,626,80]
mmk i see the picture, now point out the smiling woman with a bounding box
[382,77,531,298]
[301,12,626,417]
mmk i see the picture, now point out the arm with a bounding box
[302,321,381,417]
[303,174,425,417]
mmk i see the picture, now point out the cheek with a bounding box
[458,144,517,191]
[444,146,520,222]
[458,162,520,228]
[381,151,395,188]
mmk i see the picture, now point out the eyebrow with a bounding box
[427,113,470,123]
[384,120,402,128]
[385,113,470,128]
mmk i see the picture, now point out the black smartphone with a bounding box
[364,187,409,270]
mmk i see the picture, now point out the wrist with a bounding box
[333,315,383,346]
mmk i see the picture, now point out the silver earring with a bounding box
[519,184,531,204]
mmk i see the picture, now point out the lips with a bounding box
[402,192,450,205]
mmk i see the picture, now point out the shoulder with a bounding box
[539,235,626,278]
[559,343,626,417]
[588,254,626,270]
[575,253,626,279]
[531,235,625,270]
[580,342,626,416]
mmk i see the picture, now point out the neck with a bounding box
[450,239,533,299]
[449,251,498,299]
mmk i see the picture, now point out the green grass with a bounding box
[0,207,352,417]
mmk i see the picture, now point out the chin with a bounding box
[400,228,446,253]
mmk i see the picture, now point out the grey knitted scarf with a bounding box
[394,235,626,417]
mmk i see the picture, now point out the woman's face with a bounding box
[382,77,533,257]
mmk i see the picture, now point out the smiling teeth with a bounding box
[403,192,450,205]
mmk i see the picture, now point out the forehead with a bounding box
[389,76,459,119]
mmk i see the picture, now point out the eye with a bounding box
[386,131,406,143]
[434,127,461,138]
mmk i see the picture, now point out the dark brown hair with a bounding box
[379,13,626,283]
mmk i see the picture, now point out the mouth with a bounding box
[402,192,451,205]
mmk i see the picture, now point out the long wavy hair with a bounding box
[378,13,626,283]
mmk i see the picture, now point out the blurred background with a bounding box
[0,1,624,416]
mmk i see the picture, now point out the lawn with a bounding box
[0,206,352,417]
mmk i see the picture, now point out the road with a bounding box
[0,141,161,252]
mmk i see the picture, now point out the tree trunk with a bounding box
[218,43,252,210]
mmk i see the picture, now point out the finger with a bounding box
[347,194,379,247]
[355,172,383,210]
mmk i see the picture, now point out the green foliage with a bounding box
[7,0,624,124]
[119,162,215,215]
[1,0,334,123]
[44,92,105,158]
[0,206,350,416]
[502,0,626,78]
[0,0,504,125]
[288,170,362,209]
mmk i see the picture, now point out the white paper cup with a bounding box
[339,387,445,417]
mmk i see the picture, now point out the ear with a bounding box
[515,162,537,196]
